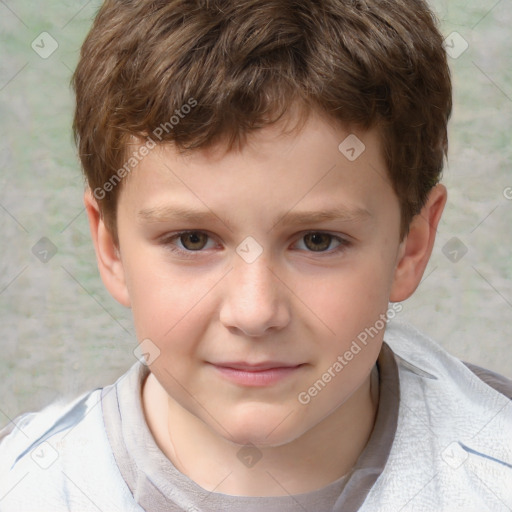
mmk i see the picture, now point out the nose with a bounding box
[219,255,291,337]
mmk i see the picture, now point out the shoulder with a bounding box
[0,390,97,471]
[463,362,512,400]
[0,385,140,512]
[384,321,512,404]
[368,322,512,511]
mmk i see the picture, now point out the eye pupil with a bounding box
[181,232,208,250]
[304,233,331,252]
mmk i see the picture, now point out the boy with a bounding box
[1,0,511,510]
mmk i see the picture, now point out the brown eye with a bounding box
[179,232,209,250]
[303,233,333,252]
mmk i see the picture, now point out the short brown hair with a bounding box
[73,0,452,240]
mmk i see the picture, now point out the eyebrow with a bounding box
[275,206,372,227]
[138,206,227,225]
[137,205,373,228]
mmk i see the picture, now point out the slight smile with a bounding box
[209,362,306,387]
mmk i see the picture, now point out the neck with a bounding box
[143,367,379,497]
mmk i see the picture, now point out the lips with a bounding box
[213,362,301,371]
[209,361,305,386]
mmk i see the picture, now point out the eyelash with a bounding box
[159,231,351,259]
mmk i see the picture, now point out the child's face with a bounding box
[113,112,405,446]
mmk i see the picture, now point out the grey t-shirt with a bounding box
[100,343,512,512]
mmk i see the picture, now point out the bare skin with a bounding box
[86,111,446,496]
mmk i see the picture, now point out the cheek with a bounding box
[124,249,213,342]
[294,261,394,337]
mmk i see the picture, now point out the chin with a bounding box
[216,407,309,448]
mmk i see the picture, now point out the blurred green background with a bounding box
[0,0,511,427]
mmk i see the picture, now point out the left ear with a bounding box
[390,184,447,302]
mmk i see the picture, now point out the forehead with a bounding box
[120,112,396,228]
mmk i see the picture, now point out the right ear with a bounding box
[84,189,131,308]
